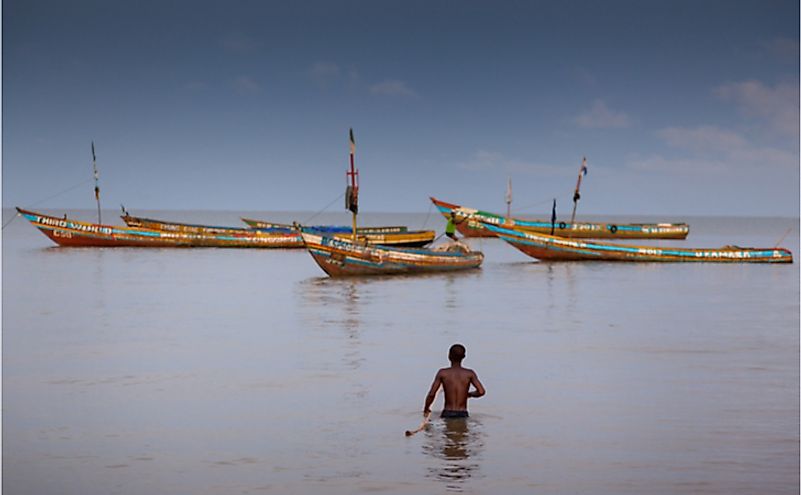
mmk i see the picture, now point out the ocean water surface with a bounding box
[3,208,799,494]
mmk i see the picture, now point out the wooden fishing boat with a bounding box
[123,214,264,236]
[124,214,435,248]
[301,129,484,276]
[483,222,793,263]
[240,218,434,247]
[300,229,484,276]
[17,208,302,248]
[241,217,407,234]
[431,197,690,240]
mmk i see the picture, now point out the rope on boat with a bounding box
[2,211,19,230]
[515,193,573,215]
[421,200,434,229]
[3,178,94,230]
[24,179,94,209]
[774,227,792,247]
[302,191,346,224]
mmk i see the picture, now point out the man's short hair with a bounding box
[449,344,466,362]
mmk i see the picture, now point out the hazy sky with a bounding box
[3,0,799,217]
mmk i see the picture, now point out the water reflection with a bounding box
[542,263,578,333]
[296,277,367,371]
[422,416,484,492]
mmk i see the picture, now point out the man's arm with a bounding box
[423,370,443,413]
[468,371,485,398]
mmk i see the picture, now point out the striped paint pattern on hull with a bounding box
[18,208,302,248]
[300,231,484,277]
[484,223,793,263]
[431,197,690,239]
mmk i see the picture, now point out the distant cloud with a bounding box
[627,155,729,175]
[459,150,505,171]
[657,125,747,153]
[183,81,208,92]
[309,62,342,77]
[760,37,800,63]
[575,99,631,128]
[222,33,261,53]
[573,67,598,87]
[232,76,261,94]
[309,62,341,81]
[369,79,418,98]
[347,68,361,84]
[632,123,797,175]
[628,146,796,176]
[714,80,799,136]
[457,150,566,176]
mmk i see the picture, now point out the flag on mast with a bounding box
[569,156,587,227]
[92,141,102,224]
[345,128,359,215]
[92,141,100,201]
[573,157,587,203]
[505,177,512,217]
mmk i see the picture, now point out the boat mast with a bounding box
[92,141,102,224]
[346,129,359,242]
[569,156,587,227]
[505,177,512,218]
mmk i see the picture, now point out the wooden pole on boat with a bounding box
[505,177,512,218]
[91,141,102,224]
[569,157,587,227]
[346,129,359,242]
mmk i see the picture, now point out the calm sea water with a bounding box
[3,208,799,495]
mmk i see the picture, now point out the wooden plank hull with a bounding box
[431,197,690,240]
[239,217,435,247]
[242,218,408,234]
[123,215,258,236]
[300,230,484,277]
[124,214,435,248]
[484,223,793,263]
[17,208,302,248]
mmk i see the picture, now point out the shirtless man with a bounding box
[423,344,486,418]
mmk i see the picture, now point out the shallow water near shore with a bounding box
[3,208,799,494]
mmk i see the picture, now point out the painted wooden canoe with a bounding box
[483,222,793,263]
[124,214,436,248]
[431,197,690,240]
[122,214,265,236]
[300,229,484,276]
[17,208,302,248]
[242,217,408,234]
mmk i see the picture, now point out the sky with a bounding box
[3,0,799,217]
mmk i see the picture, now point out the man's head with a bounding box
[448,344,466,363]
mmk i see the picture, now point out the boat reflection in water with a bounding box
[422,416,484,492]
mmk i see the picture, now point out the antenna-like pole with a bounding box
[569,157,587,227]
[505,177,512,218]
[92,141,102,224]
[345,129,359,242]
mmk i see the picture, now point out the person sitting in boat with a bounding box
[445,212,459,240]
[445,212,471,249]
[423,344,486,419]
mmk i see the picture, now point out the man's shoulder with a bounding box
[441,366,475,376]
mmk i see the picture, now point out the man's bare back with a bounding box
[424,344,486,417]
